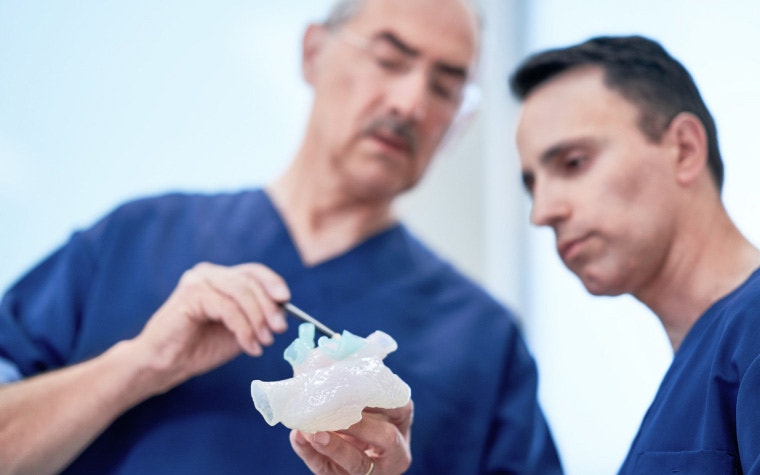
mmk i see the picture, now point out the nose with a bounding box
[387,70,429,122]
[529,180,571,228]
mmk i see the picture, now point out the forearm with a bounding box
[0,339,166,475]
[0,262,289,474]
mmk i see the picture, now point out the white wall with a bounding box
[0,0,332,291]
[2,2,759,475]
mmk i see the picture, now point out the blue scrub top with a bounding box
[0,190,561,474]
[619,269,760,474]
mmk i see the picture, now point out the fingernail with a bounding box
[268,283,290,300]
[312,431,330,445]
[271,310,287,331]
[249,342,263,356]
[293,431,307,446]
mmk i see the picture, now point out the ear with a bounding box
[302,24,328,86]
[666,112,709,186]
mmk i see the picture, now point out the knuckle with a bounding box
[382,425,400,448]
[401,455,412,472]
[180,262,212,282]
[240,262,266,276]
[193,261,215,272]
[178,270,198,289]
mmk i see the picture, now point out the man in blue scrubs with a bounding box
[510,36,760,473]
[0,0,561,473]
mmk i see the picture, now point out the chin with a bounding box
[349,180,404,202]
[355,175,414,201]
[584,285,620,297]
[578,274,628,297]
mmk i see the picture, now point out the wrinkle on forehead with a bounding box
[345,0,480,75]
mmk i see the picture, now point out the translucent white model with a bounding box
[251,323,411,433]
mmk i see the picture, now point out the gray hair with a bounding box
[322,0,482,31]
[323,0,366,30]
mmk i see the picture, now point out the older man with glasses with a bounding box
[0,0,561,474]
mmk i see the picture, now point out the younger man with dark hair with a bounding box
[511,35,760,473]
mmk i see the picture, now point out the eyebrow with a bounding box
[435,63,468,80]
[520,145,565,193]
[375,31,469,80]
[519,144,567,192]
[539,144,570,166]
[376,31,418,56]
[520,138,596,193]
[539,137,596,165]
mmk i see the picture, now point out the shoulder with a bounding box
[74,189,266,257]
[711,269,760,371]
[108,188,265,221]
[718,268,760,331]
[86,189,263,234]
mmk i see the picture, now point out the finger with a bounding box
[290,430,346,475]
[238,263,291,302]
[340,402,414,448]
[239,271,287,337]
[202,293,264,356]
[301,431,373,475]
[333,406,413,473]
[194,284,263,356]
[200,265,276,347]
[204,263,289,345]
[336,418,391,459]
[184,263,269,355]
[212,277,275,347]
[364,401,414,435]
[238,263,290,332]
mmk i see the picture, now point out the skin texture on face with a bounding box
[516,66,684,297]
[302,0,479,203]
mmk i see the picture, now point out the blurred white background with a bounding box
[1,1,758,473]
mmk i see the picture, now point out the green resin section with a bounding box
[283,323,366,368]
[283,323,316,367]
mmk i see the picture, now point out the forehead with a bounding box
[345,0,479,70]
[516,67,642,161]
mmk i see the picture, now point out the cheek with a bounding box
[321,69,383,126]
[419,112,456,153]
[414,119,451,166]
[590,150,661,216]
[577,169,651,254]
[596,187,671,277]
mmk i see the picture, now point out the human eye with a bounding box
[521,171,535,196]
[371,41,408,72]
[376,56,407,72]
[430,74,464,101]
[560,152,588,173]
[430,81,456,100]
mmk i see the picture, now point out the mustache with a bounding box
[362,115,417,154]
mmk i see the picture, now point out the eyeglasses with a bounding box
[332,28,478,114]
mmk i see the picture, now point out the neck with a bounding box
[635,202,760,351]
[266,157,397,266]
